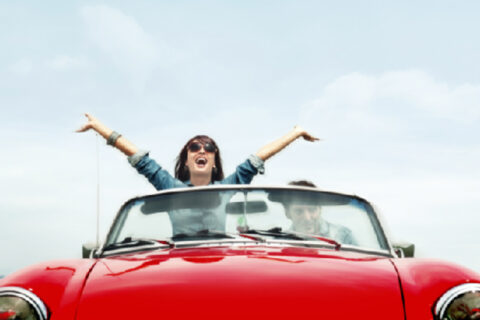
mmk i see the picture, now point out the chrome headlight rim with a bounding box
[434,283,480,319]
[0,286,48,320]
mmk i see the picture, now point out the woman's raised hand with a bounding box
[255,125,320,161]
[76,114,137,156]
[293,125,320,142]
[76,113,101,133]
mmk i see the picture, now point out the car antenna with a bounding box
[96,133,100,247]
[242,190,249,231]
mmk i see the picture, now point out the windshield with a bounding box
[105,187,389,252]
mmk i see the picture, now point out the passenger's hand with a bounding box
[76,113,100,133]
[294,126,320,142]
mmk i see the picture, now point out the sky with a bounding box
[1,0,479,276]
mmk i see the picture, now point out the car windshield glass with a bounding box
[105,187,388,251]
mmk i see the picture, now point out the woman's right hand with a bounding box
[76,113,101,133]
[293,125,320,142]
[76,114,138,156]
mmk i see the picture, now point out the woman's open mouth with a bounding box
[195,157,207,168]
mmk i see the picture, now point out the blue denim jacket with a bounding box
[128,150,265,190]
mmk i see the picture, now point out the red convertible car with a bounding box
[1,185,479,319]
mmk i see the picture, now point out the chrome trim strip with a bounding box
[434,283,480,318]
[175,239,392,256]
[0,286,48,320]
[172,238,255,246]
[127,184,363,199]
[99,243,171,257]
[101,237,391,257]
[101,238,257,256]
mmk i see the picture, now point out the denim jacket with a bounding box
[128,150,265,190]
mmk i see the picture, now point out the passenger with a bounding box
[286,180,357,245]
[77,113,319,190]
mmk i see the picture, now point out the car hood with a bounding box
[76,245,404,319]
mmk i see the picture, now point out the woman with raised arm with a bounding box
[77,113,319,190]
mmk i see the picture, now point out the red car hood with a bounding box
[76,246,404,319]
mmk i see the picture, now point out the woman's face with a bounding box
[185,140,217,178]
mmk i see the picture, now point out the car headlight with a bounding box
[0,287,48,320]
[434,283,480,320]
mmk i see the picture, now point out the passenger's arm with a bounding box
[76,113,138,156]
[255,126,319,161]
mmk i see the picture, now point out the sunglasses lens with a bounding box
[204,143,215,153]
[188,142,216,153]
[188,143,202,152]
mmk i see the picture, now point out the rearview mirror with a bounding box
[226,201,268,214]
[141,191,221,214]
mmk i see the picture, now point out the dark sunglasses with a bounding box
[188,142,216,153]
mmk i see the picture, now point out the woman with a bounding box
[77,113,319,190]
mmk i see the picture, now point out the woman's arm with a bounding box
[77,114,182,190]
[255,126,319,161]
[76,113,138,156]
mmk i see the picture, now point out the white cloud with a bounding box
[9,58,33,75]
[377,71,480,121]
[295,70,480,271]
[45,55,89,71]
[80,5,161,90]
[301,70,480,134]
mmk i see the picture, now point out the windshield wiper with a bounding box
[102,237,174,253]
[241,227,341,250]
[310,234,341,250]
[171,229,236,241]
[241,227,309,241]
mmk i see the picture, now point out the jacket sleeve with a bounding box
[221,155,265,185]
[128,150,184,190]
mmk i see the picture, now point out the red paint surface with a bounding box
[392,258,480,320]
[0,311,16,320]
[2,246,479,320]
[0,259,96,320]
[76,246,405,319]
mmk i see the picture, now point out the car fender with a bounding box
[392,258,480,320]
[0,259,97,320]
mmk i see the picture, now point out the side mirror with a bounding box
[82,242,99,258]
[392,242,415,258]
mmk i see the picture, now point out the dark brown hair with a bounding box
[175,135,224,182]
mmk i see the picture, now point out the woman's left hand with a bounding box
[294,126,320,142]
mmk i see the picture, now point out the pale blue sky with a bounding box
[1,1,479,276]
